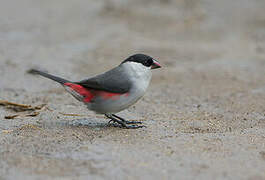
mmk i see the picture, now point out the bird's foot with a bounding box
[106,115,146,129]
[122,124,146,129]
[108,119,142,125]
[111,122,146,129]
[111,114,143,124]
[123,120,143,124]
[108,119,115,124]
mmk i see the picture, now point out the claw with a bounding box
[109,123,146,129]
[123,124,146,129]
[124,120,143,124]
[108,120,114,124]
[105,114,147,129]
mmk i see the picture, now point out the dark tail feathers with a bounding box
[28,69,70,84]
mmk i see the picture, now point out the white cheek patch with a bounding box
[127,62,151,72]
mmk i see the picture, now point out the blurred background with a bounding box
[1,0,265,179]
[1,0,265,87]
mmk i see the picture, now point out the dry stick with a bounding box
[1,100,103,119]
[0,100,32,108]
[1,100,46,119]
[0,100,46,111]
[59,112,85,116]
[26,112,40,117]
[2,124,42,134]
[2,130,13,133]
[4,112,40,119]
[4,115,20,119]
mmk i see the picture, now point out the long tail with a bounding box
[28,69,70,84]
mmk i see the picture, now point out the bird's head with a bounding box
[121,54,161,70]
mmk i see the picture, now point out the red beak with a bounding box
[151,59,161,69]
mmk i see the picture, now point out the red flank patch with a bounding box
[64,83,128,103]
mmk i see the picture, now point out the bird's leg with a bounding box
[105,114,145,129]
[112,114,142,124]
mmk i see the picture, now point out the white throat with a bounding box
[121,62,152,92]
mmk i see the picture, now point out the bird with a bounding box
[29,54,161,129]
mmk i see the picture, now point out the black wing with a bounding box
[76,65,131,93]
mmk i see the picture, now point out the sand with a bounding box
[0,0,265,179]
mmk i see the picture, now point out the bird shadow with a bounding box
[40,117,121,129]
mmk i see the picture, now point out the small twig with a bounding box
[2,124,42,134]
[4,114,20,119]
[59,112,85,116]
[4,111,41,119]
[0,100,32,108]
[0,100,46,112]
[18,124,42,130]
[2,130,13,133]
[33,104,46,110]
[26,111,40,117]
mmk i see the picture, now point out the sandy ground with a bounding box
[1,0,265,179]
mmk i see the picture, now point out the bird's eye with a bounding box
[143,59,153,67]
